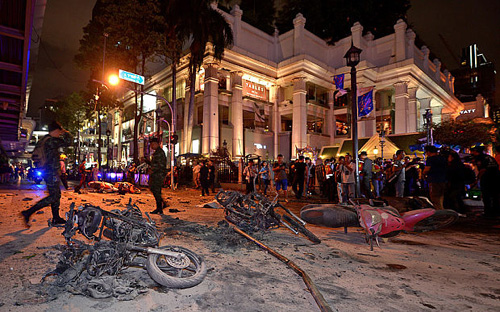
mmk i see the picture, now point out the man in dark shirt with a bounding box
[208,160,216,193]
[423,145,447,210]
[22,121,72,227]
[471,146,500,218]
[292,156,306,199]
[199,161,210,196]
[359,151,373,199]
[146,137,168,214]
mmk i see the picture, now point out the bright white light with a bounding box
[143,91,157,113]
[191,139,200,153]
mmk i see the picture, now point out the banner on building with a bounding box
[358,87,374,118]
[333,74,347,98]
[243,80,268,101]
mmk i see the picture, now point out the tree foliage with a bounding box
[48,93,88,134]
[183,0,234,154]
[433,120,495,149]
[275,0,410,44]
[77,0,165,163]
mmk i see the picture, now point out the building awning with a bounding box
[320,147,339,159]
[339,138,370,156]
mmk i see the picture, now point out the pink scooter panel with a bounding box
[401,208,435,231]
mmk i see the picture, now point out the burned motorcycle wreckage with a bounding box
[47,199,206,299]
[216,190,321,244]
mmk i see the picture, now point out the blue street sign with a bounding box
[118,69,145,85]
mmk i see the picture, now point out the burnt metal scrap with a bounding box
[44,199,206,300]
[216,191,321,244]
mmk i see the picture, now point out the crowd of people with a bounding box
[236,147,499,219]
[0,162,28,183]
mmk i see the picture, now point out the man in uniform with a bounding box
[21,121,72,227]
[146,137,168,214]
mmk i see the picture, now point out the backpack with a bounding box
[463,165,476,185]
[32,135,50,168]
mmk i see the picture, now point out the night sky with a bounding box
[27,0,499,118]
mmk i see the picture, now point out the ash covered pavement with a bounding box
[0,182,499,311]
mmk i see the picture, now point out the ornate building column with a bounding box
[394,81,409,134]
[407,87,418,133]
[292,77,307,157]
[327,90,335,145]
[183,85,191,154]
[202,64,219,154]
[230,71,243,157]
[271,85,282,159]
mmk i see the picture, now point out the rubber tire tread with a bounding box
[146,246,207,289]
[282,214,321,244]
[300,206,359,228]
[413,209,459,232]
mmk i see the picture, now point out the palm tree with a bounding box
[158,1,191,137]
[181,1,233,154]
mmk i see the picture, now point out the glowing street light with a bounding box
[108,74,119,86]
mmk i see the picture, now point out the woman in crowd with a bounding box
[243,161,257,194]
[259,161,271,196]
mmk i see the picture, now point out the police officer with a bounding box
[21,121,72,227]
[146,137,168,214]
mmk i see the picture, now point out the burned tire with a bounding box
[282,214,321,244]
[413,209,459,232]
[146,246,207,289]
[300,205,359,228]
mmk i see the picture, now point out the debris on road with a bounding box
[196,200,222,209]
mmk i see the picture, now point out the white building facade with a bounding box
[111,5,463,163]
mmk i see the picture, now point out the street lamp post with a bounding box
[106,129,111,168]
[379,130,386,160]
[344,43,362,198]
[97,77,177,190]
[423,109,433,146]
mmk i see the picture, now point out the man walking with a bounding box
[423,146,447,209]
[74,160,90,193]
[146,137,168,214]
[21,121,72,227]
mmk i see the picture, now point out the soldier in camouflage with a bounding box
[21,121,73,227]
[146,137,168,214]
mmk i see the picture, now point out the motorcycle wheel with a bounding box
[412,209,459,232]
[146,246,207,289]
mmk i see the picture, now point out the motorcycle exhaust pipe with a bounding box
[126,244,186,259]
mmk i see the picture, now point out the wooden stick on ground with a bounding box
[233,226,334,312]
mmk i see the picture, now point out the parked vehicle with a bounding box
[300,198,458,250]
[62,200,207,288]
